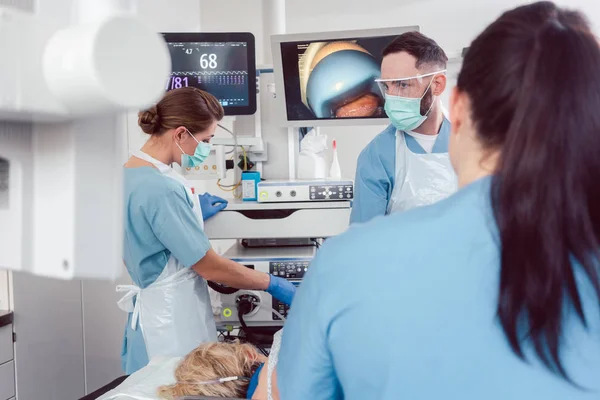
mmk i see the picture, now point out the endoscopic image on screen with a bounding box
[280,35,396,121]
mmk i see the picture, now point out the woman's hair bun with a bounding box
[138,106,161,134]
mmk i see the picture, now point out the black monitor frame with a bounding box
[161,32,257,116]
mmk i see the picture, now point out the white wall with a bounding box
[200,1,264,62]
[0,271,8,310]
[286,0,600,51]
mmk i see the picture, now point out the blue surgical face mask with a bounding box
[384,81,435,132]
[176,128,212,168]
[246,362,264,398]
[378,70,445,132]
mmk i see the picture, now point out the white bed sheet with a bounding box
[97,356,182,400]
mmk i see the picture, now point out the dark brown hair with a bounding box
[457,1,600,381]
[382,31,448,70]
[138,87,224,135]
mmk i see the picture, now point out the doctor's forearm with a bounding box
[193,249,270,290]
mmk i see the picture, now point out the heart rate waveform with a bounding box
[171,71,248,76]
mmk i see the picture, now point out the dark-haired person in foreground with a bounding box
[350,31,456,224]
[279,2,600,399]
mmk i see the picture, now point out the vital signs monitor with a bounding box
[162,32,257,115]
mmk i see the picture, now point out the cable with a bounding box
[218,123,234,136]
[233,124,240,198]
[237,301,269,357]
[217,146,247,196]
[217,125,237,155]
[258,302,286,322]
[207,281,239,295]
[225,146,236,155]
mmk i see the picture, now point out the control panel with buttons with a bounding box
[257,180,354,203]
[270,262,306,320]
[309,184,354,201]
[270,260,309,279]
[215,245,315,327]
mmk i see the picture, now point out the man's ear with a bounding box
[432,74,447,97]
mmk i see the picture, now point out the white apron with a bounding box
[117,150,217,360]
[387,131,457,214]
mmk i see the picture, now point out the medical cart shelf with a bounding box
[204,200,352,240]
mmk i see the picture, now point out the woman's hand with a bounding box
[199,193,228,220]
[267,276,297,306]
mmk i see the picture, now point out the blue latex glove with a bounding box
[267,275,297,306]
[199,193,228,221]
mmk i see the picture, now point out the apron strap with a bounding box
[116,285,142,331]
[130,150,172,175]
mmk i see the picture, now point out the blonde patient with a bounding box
[158,340,280,400]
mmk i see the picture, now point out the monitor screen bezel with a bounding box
[161,32,257,116]
[271,26,420,127]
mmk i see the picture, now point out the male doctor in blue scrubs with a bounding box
[350,32,456,224]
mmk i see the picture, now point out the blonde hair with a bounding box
[158,341,263,399]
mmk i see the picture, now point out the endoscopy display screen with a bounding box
[166,41,250,108]
[280,35,397,121]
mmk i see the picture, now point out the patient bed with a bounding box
[83,329,282,400]
[80,376,129,400]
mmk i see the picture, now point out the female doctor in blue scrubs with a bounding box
[278,2,600,399]
[119,87,295,374]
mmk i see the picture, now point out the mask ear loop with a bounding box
[420,74,439,117]
[185,128,200,144]
[175,127,199,155]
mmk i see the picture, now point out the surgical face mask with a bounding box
[176,128,212,168]
[376,70,445,131]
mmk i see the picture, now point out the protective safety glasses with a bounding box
[375,70,446,98]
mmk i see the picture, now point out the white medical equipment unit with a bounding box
[256,179,354,202]
[205,199,351,328]
[0,4,170,280]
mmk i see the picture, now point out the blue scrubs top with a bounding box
[121,167,211,374]
[350,119,451,224]
[278,176,600,400]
